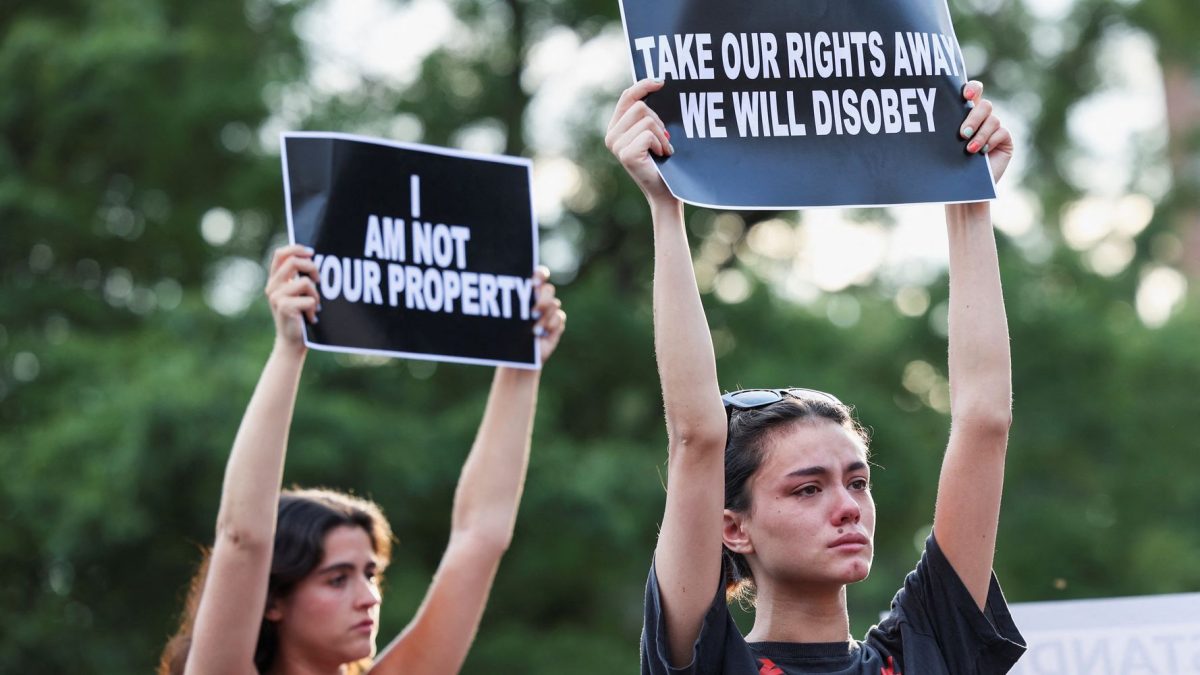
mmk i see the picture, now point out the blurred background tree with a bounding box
[1,0,1197,671]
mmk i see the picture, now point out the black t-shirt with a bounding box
[641,535,1026,675]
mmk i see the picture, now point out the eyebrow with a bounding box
[314,561,377,576]
[786,461,868,478]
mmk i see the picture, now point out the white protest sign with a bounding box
[1009,593,1200,674]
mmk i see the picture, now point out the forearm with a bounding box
[651,200,727,448]
[945,203,1012,430]
[214,343,306,546]
[449,367,539,550]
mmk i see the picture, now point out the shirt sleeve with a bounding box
[641,557,754,675]
[866,533,1027,675]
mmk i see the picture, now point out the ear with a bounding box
[722,508,754,555]
[264,597,284,623]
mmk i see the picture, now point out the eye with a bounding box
[849,477,870,491]
[329,574,348,588]
[792,484,821,497]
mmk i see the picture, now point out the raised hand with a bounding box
[605,78,676,204]
[531,266,566,363]
[264,245,320,352]
[958,81,1014,184]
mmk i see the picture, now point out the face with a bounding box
[267,525,382,668]
[724,419,876,591]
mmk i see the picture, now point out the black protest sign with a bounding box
[281,133,539,369]
[618,0,995,209]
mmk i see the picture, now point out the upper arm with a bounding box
[368,533,506,675]
[932,415,1010,610]
[182,531,273,675]
[653,428,727,668]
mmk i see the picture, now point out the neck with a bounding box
[744,580,851,644]
[267,645,349,675]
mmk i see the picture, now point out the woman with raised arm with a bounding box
[158,245,566,675]
[607,78,1025,674]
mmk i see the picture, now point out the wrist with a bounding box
[496,365,538,384]
[945,201,991,227]
[648,195,684,221]
[271,337,308,361]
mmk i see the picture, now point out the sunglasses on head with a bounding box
[721,388,844,415]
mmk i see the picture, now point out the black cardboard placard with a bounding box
[281,133,540,369]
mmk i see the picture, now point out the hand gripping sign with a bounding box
[617,0,996,209]
[281,133,540,369]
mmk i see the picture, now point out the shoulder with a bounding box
[864,534,1026,675]
[642,557,759,675]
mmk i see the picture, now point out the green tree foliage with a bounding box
[1,0,1198,672]
[0,0,311,667]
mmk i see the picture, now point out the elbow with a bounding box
[449,524,513,560]
[666,420,727,463]
[952,403,1013,439]
[214,517,275,556]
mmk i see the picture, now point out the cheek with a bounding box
[291,585,345,620]
[756,496,822,538]
[862,495,877,534]
[755,493,792,527]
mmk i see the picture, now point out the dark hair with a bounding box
[158,488,394,675]
[722,394,869,605]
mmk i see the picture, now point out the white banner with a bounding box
[1007,593,1200,675]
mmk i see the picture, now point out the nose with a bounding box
[356,577,381,610]
[830,486,861,526]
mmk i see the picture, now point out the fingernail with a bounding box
[982,144,990,154]
[651,76,664,84]
[961,126,973,138]
[965,88,976,100]
[967,141,979,153]
[304,246,315,254]
[312,315,319,324]
[534,325,546,337]
[664,130,671,140]
[317,303,323,312]
[668,143,675,155]
[532,309,542,320]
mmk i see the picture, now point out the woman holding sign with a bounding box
[158,245,566,675]
[608,78,1025,674]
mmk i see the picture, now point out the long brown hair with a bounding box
[158,488,394,675]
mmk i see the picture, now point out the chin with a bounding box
[842,558,872,584]
[341,638,376,664]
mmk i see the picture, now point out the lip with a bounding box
[352,619,375,633]
[828,533,870,550]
